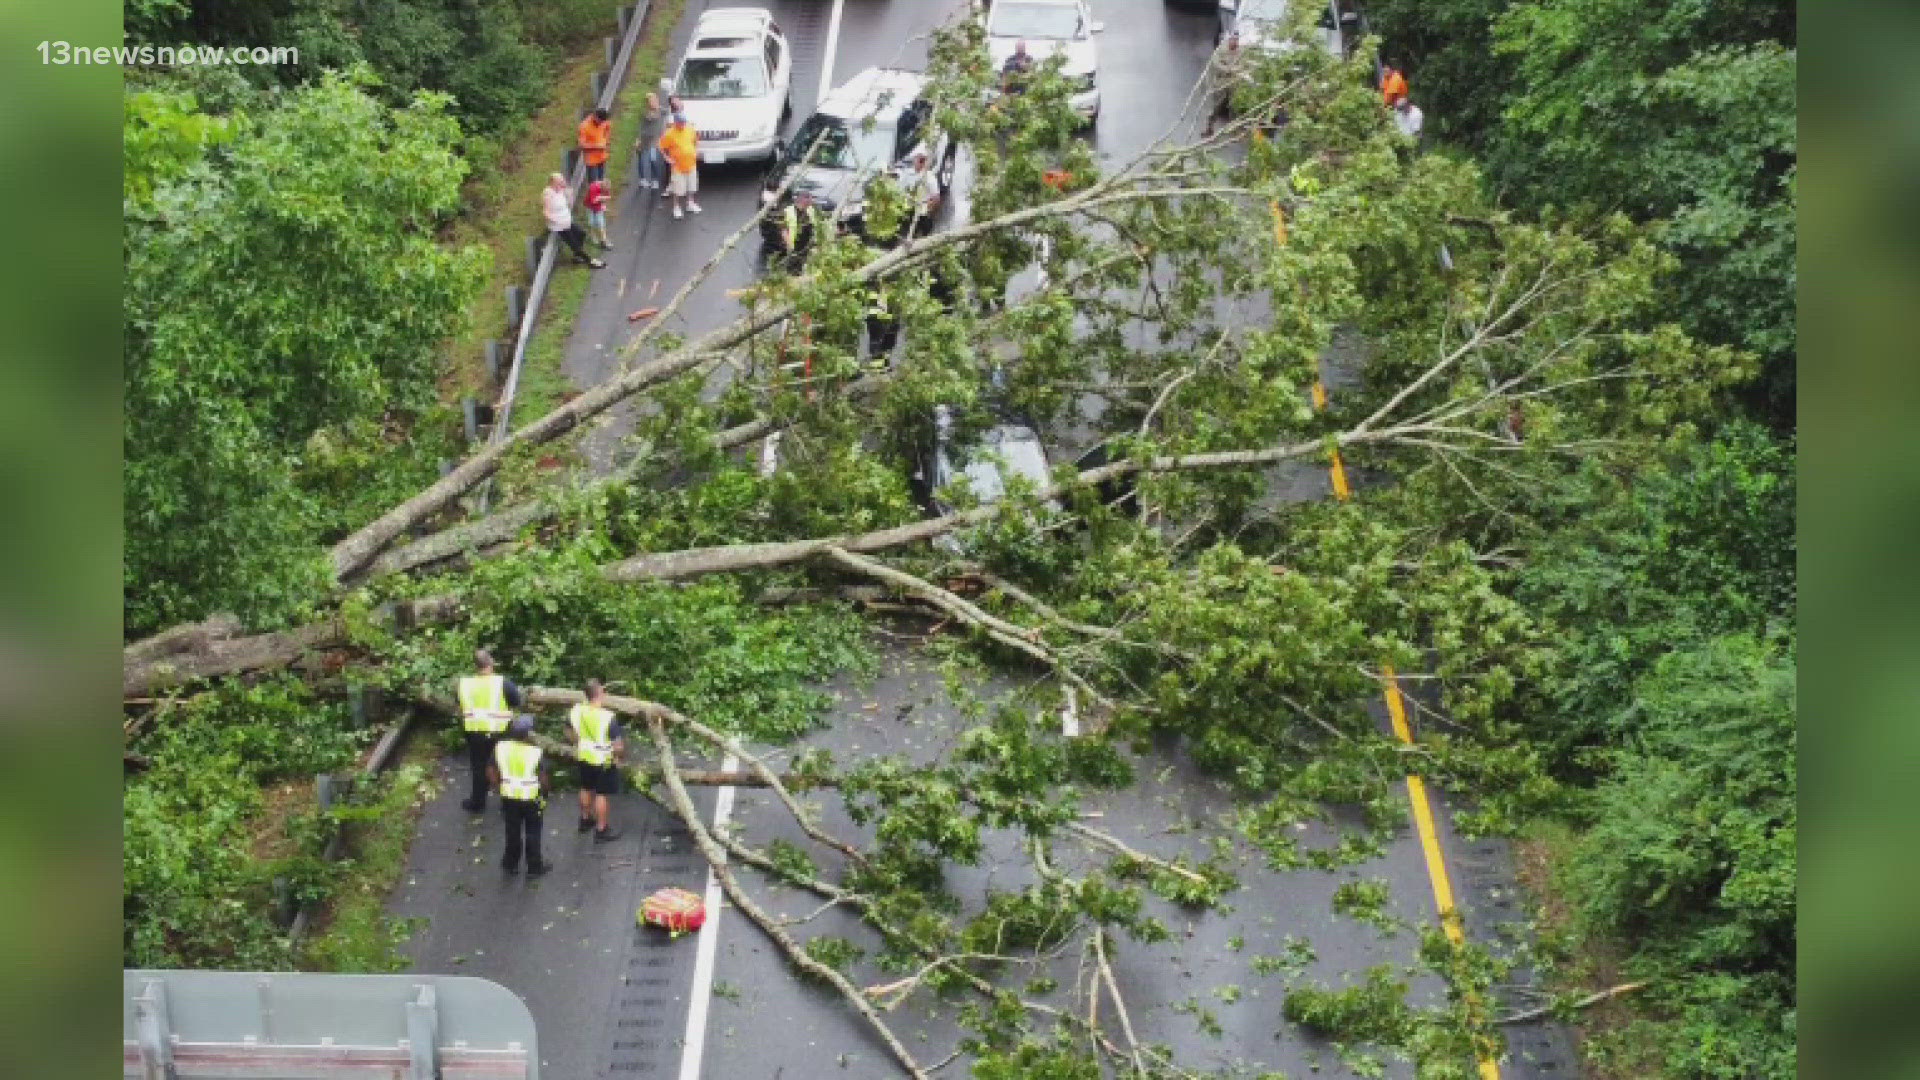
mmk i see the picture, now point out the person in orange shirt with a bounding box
[1379,61,1409,107]
[578,107,612,183]
[657,112,702,219]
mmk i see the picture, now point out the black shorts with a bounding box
[577,761,621,796]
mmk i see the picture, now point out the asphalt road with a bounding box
[392,2,1584,1077]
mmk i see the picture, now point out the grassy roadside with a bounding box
[298,734,441,972]
[444,0,691,416]
[1513,822,1653,1079]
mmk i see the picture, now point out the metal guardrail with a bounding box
[124,970,538,1079]
[487,2,657,466]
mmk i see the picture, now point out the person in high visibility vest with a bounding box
[777,190,826,269]
[487,715,553,876]
[457,649,525,812]
[570,679,626,842]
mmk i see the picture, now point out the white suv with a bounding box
[984,0,1104,121]
[665,8,792,165]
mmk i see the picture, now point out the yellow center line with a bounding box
[1315,365,1499,1076]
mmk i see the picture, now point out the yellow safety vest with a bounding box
[570,703,616,766]
[458,674,512,733]
[494,740,543,801]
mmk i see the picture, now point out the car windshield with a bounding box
[1238,0,1294,24]
[676,55,769,99]
[789,113,894,171]
[989,2,1083,40]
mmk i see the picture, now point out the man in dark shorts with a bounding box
[569,679,625,842]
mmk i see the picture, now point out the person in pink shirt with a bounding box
[584,177,612,250]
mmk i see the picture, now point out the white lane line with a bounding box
[818,0,847,105]
[676,751,739,1080]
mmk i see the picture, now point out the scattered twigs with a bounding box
[1092,929,1147,1078]
[1062,821,1208,886]
[1497,981,1648,1025]
[821,546,1115,712]
[645,714,931,1079]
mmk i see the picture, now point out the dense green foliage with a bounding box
[1365,0,1795,426]
[125,0,613,137]
[1355,3,1798,1071]
[124,74,481,633]
[123,678,382,968]
[121,5,1792,1075]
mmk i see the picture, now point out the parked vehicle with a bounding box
[759,67,957,247]
[1214,0,1357,55]
[664,8,793,165]
[983,0,1104,121]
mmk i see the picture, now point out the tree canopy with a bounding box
[122,7,1794,1077]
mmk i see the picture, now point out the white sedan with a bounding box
[984,0,1104,120]
[664,8,792,165]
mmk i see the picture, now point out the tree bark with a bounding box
[644,714,931,1079]
[122,597,463,698]
[125,432,1384,697]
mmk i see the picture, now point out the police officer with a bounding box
[570,679,625,842]
[779,190,826,271]
[456,649,525,812]
[487,715,553,876]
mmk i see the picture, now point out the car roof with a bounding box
[689,8,773,54]
[815,67,926,123]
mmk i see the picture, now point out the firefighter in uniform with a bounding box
[488,715,553,876]
[570,679,626,842]
[457,649,524,812]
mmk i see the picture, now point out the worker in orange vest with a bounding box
[1380,61,1409,107]
[579,107,612,183]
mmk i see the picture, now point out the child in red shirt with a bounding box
[585,178,612,250]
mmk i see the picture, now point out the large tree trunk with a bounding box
[122,432,1384,698]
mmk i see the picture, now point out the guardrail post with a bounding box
[405,984,439,1080]
[617,5,631,34]
[484,339,504,385]
[563,149,580,178]
[590,71,606,102]
[605,36,619,67]
[505,284,526,331]
[462,396,480,443]
[133,978,174,1080]
[525,235,543,279]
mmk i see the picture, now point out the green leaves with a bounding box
[125,73,484,633]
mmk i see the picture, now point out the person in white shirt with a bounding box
[903,151,941,236]
[541,173,606,269]
[1393,97,1425,141]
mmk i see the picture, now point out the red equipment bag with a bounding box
[639,887,706,936]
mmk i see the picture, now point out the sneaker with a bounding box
[526,861,554,877]
[593,827,624,843]
[578,816,595,833]
[601,241,614,251]
[588,258,607,269]
[687,201,702,214]
[672,205,683,220]
[661,188,673,199]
